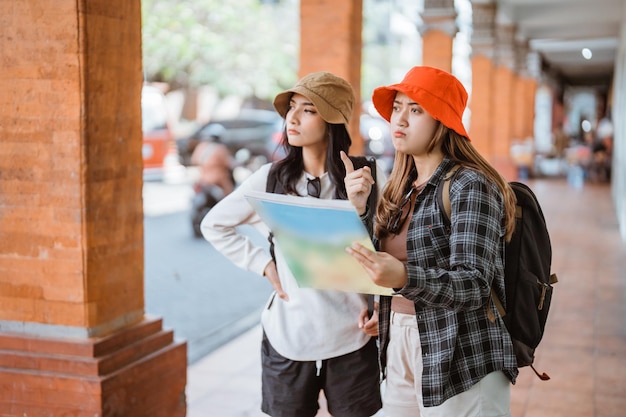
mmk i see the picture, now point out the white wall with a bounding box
[534,85,553,153]
[613,7,626,242]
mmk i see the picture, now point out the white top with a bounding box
[201,162,380,361]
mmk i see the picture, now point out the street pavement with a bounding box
[142,170,273,364]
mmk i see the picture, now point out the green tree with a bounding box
[142,0,299,99]
[361,0,391,101]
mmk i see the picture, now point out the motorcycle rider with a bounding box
[190,124,235,195]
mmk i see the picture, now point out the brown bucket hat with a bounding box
[273,71,355,128]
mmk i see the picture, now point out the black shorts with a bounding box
[261,332,382,417]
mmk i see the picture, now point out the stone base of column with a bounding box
[0,316,186,416]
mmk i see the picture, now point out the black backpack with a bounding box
[438,166,558,380]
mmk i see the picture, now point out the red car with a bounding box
[141,85,179,180]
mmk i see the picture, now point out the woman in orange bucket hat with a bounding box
[347,66,518,416]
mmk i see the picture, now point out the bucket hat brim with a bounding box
[372,66,471,140]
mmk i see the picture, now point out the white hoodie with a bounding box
[201,163,372,361]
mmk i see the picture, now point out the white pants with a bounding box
[382,311,511,417]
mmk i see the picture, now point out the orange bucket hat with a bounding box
[372,66,470,140]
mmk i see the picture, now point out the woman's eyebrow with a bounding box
[290,99,316,107]
[393,98,419,106]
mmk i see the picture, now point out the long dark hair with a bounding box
[268,123,352,199]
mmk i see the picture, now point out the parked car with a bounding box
[178,108,394,175]
[141,85,179,180]
[177,109,285,168]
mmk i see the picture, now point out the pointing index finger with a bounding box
[340,151,354,174]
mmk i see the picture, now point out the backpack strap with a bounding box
[438,164,461,227]
[437,164,505,323]
[266,165,282,194]
[266,166,280,264]
[349,156,378,234]
[437,164,460,285]
[489,289,506,321]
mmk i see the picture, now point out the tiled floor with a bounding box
[186,178,626,417]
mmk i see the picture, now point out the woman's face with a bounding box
[389,91,439,156]
[285,93,328,150]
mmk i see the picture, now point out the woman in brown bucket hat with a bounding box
[347,66,518,416]
[201,72,384,417]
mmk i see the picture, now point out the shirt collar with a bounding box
[428,156,457,187]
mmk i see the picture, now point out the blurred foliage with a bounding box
[142,0,299,99]
[142,0,417,103]
[361,0,391,104]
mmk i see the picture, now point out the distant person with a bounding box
[347,66,518,417]
[190,130,235,195]
[201,72,384,417]
[589,115,613,182]
[553,126,570,158]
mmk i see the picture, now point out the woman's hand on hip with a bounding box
[263,261,289,301]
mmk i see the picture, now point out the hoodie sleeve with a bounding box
[200,163,274,276]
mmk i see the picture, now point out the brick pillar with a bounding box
[492,22,518,180]
[300,0,364,154]
[0,2,186,416]
[469,1,496,159]
[512,40,530,142]
[513,40,539,146]
[512,75,526,140]
[524,77,538,139]
[525,51,542,139]
[420,0,457,73]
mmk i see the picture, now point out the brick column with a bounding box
[0,1,186,416]
[525,51,542,139]
[300,0,364,154]
[420,0,458,73]
[492,22,518,180]
[513,41,539,148]
[512,40,531,142]
[469,1,496,159]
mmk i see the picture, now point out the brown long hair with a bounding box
[375,123,517,241]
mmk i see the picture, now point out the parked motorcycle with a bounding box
[190,161,258,238]
[188,136,235,238]
[190,183,227,238]
[188,134,262,238]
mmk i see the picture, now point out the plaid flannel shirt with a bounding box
[376,158,518,407]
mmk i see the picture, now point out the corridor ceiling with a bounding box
[496,0,623,88]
